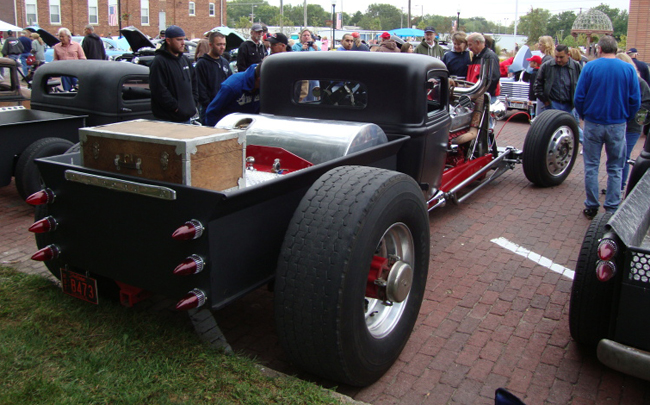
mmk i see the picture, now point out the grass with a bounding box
[0,266,339,404]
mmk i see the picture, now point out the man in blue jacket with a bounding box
[204,63,260,126]
[574,35,640,219]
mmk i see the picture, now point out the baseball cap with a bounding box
[267,32,288,45]
[7,30,14,36]
[380,32,391,39]
[627,48,638,54]
[351,32,360,38]
[251,23,264,32]
[165,25,185,39]
[526,55,542,64]
[424,26,436,33]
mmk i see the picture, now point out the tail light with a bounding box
[598,239,618,261]
[173,254,206,276]
[31,244,60,261]
[596,260,617,282]
[29,216,58,233]
[26,189,56,205]
[175,288,207,311]
[172,220,204,241]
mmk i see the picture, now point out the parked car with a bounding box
[569,111,650,382]
[27,52,578,387]
[115,26,197,66]
[25,27,127,62]
[1,59,153,199]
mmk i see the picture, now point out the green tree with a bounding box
[592,4,628,40]
[546,11,576,42]
[358,16,382,30]
[518,7,552,46]
[348,11,363,26]
[366,3,402,30]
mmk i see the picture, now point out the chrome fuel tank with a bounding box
[216,113,388,164]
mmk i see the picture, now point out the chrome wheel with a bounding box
[365,222,414,339]
[545,125,575,177]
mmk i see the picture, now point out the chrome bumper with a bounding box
[597,339,650,381]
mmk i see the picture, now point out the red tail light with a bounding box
[31,244,60,261]
[173,254,206,276]
[26,189,55,205]
[598,239,617,261]
[28,216,58,233]
[596,260,617,282]
[172,220,205,241]
[175,288,207,311]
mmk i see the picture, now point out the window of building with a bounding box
[25,0,38,25]
[50,0,61,24]
[88,0,98,24]
[141,0,149,25]
[189,2,195,16]
[209,3,215,17]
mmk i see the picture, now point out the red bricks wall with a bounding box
[11,0,226,40]
[627,0,649,62]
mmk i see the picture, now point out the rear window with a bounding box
[292,79,367,108]
[122,78,151,101]
[41,74,79,96]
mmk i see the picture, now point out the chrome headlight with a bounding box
[490,99,507,120]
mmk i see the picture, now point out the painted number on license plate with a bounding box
[60,268,98,305]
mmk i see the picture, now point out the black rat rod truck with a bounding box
[28,52,579,386]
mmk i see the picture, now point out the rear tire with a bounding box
[569,212,615,350]
[522,110,579,187]
[15,137,74,201]
[274,166,430,386]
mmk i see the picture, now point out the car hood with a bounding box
[120,26,155,52]
[25,26,60,47]
[203,26,245,52]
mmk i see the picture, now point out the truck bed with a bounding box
[34,134,408,309]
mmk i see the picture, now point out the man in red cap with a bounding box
[351,32,369,51]
[377,32,399,52]
[526,55,542,118]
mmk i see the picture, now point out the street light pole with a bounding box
[456,9,460,32]
[331,0,336,50]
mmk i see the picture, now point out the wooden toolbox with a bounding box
[79,120,245,191]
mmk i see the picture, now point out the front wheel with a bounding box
[569,212,615,350]
[274,166,430,386]
[522,110,579,187]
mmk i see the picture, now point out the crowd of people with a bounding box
[4,23,648,220]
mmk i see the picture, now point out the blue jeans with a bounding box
[541,100,584,143]
[582,120,626,212]
[19,52,31,77]
[621,131,641,191]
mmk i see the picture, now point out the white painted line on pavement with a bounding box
[490,237,575,280]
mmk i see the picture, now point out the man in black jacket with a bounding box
[195,31,231,124]
[82,25,107,60]
[149,25,198,123]
[236,23,265,72]
[534,44,581,114]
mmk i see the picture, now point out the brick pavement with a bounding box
[1,114,649,404]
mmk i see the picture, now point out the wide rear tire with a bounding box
[522,110,579,187]
[15,137,74,201]
[569,212,615,350]
[274,166,430,386]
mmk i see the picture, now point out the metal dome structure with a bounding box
[571,9,614,33]
[571,9,614,56]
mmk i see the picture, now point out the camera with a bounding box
[307,41,313,47]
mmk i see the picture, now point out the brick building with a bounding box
[627,0,649,62]
[0,0,226,40]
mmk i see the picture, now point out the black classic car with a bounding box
[27,51,577,387]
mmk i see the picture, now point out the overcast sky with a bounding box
[280,0,630,25]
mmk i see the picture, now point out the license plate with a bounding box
[60,268,98,305]
[510,102,526,109]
